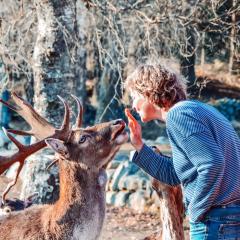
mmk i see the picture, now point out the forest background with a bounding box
[0,0,239,134]
[0,1,239,238]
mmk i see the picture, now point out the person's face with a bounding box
[130,91,165,122]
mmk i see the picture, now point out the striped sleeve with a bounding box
[131,144,181,186]
[181,131,225,222]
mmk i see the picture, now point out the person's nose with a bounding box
[132,107,137,112]
[132,99,138,112]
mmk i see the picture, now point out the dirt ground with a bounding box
[101,205,190,240]
[101,205,161,240]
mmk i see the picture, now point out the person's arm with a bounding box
[125,108,180,186]
[131,144,181,186]
[181,131,225,222]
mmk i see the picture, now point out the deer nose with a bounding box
[112,119,124,126]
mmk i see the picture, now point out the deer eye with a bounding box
[78,135,88,144]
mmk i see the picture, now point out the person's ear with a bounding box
[45,138,69,157]
[162,100,171,111]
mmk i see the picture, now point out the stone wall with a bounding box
[105,151,161,212]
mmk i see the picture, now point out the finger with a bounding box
[128,121,134,131]
[125,108,133,120]
[128,122,141,138]
[125,108,138,125]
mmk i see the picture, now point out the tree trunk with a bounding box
[74,0,88,114]
[229,0,239,75]
[180,26,196,88]
[95,44,123,123]
[20,0,78,204]
[33,0,76,126]
[200,32,205,71]
[179,0,197,88]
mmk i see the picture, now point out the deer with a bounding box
[144,146,185,240]
[0,92,128,240]
[149,179,185,240]
[0,196,36,217]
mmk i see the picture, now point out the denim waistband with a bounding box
[212,200,240,209]
[206,203,240,220]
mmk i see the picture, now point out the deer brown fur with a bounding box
[146,146,185,240]
[0,93,128,240]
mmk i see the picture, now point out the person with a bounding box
[124,64,240,240]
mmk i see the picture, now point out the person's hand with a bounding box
[125,108,143,152]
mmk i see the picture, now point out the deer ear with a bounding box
[45,138,69,157]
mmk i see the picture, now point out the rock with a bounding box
[106,191,116,205]
[114,191,131,207]
[127,190,148,212]
[118,174,139,191]
[110,161,140,191]
[20,150,59,204]
[232,120,240,128]
[106,169,115,180]
[107,153,129,169]
[114,153,129,162]
[107,160,122,169]
[135,170,151,190]
[105,169,115,191]
[118,170,151,192]
[155,136,169,145]
[148,202,161,213]
[150,191,161,207]
[143,139,156,146]
[129,150,136,162]
[106,191,131,207]
[110,162,128,191]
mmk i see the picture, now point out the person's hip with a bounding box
[190,204,240,240]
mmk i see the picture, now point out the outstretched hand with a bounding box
[125,108,143,152]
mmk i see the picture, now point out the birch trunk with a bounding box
[21,0,78,204]
[229,0,239,75]
[33,0,76,125]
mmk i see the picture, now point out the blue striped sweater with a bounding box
[131,100,240,222]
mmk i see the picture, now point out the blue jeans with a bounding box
[190,205,240,240]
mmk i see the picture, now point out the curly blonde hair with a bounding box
[124,64,187,108]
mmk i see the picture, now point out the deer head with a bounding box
[45,119,127,171]
[0,92,128,204]
[45,94,128,171]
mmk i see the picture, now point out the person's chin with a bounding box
[141,116,149,122]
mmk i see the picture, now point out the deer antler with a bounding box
[0,92,55,139]
[46,95,83,171]
[0,92,71,204]
[71,94,83,129]
[0,128,46,204]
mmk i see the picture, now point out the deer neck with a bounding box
[48,159,106,226]
[60,160,100,199]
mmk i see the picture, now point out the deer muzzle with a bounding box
[111,119,128,144]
